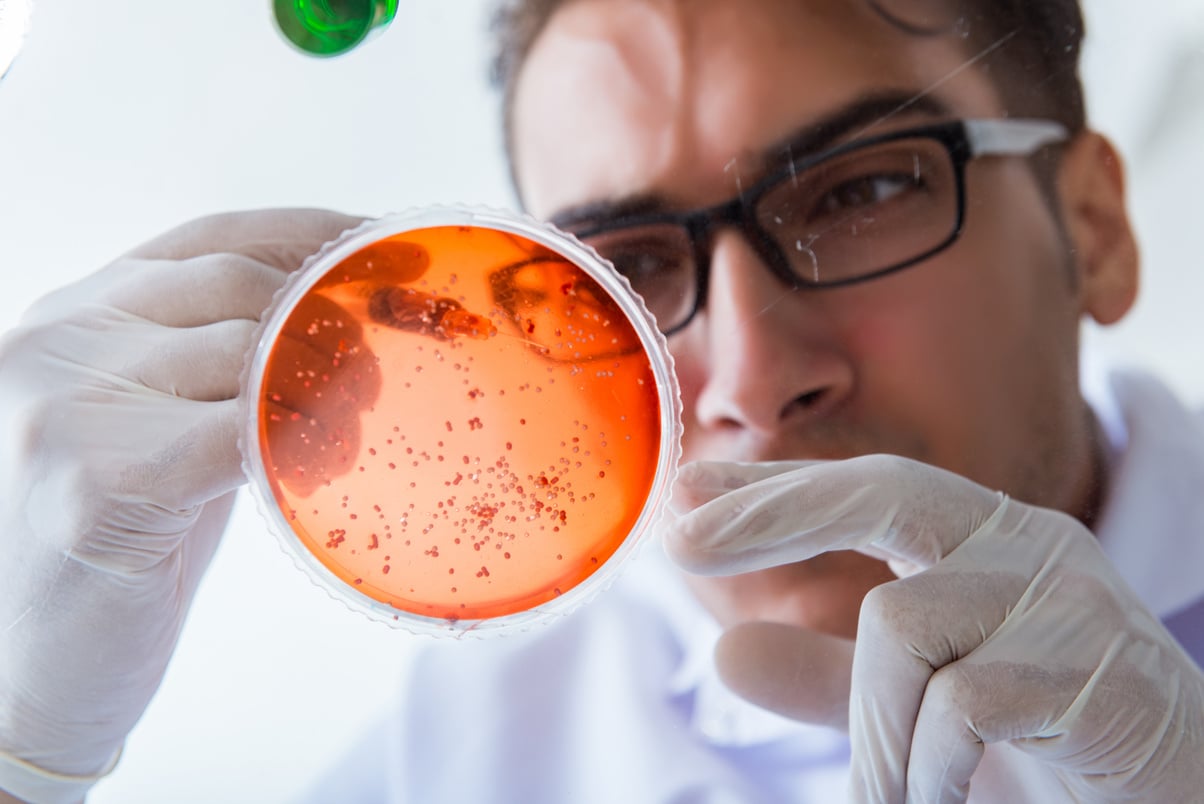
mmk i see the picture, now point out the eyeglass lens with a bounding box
[581,135,960,333]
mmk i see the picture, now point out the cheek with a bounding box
[837,303,916,369]
[666,333,706,418]
[849,167,1077,384]
[835,198,1076,474]
[832,289,962,425]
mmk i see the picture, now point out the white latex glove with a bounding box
[664,455,1204,803]
[0,209,365,804]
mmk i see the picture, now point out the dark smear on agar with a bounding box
[367,287,497,341]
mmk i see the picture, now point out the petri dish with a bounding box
[241,207,681,636]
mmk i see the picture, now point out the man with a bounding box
[1,0,1202,802]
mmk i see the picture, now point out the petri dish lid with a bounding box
[241,206,681,637]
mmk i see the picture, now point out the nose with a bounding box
[690,229,855,436]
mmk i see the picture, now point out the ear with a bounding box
[1055,131,1140,326]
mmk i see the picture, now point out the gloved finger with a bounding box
[900,649,1157,803]
[39,395,247,514]
[895,539,1186,803]
[899,659,1059,804]
[125,318,259,401]
[122,208,365,269]
[253,291,381,497]
[264,339,381,419]
[261,400,364,497]
[107,254,288,327]
[845,540,1027,804]
[130,397,247,510]
[844,500,1134,803]
[22,252,288,331]
[263,312,380,421]
[663,455,1004,577]
[668,459,828,514]
[714,621,854,731]
[276,292,374,363]
[260,338,379,497]
[262,293,382,422]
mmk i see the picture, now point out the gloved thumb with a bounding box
[715,621,854,731]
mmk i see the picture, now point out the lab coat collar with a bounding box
[663,599,847,749]
[1088,368,1204,618]
[625,540,843,749]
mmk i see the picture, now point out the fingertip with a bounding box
[713,621,770,686]
[657,511,715,576]
[674,459,829,500]
[124,208,371,268]
[672,459,720,493]
[669,460,762,511]
[159,398,250,508]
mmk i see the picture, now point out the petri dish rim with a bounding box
[240,205,682,637]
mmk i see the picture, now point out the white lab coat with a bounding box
[302,367,1204,803]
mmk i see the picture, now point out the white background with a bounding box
[0,1,1201,801]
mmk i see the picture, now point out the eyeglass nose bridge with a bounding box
[682,195,809,317]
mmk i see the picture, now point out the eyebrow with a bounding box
[767,89,953,168]
[549,89,955,229]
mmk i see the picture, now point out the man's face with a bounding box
[511,0,1097,634]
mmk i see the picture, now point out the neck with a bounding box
[1073,406,1110,531]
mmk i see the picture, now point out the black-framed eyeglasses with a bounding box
[560,118,1069,336]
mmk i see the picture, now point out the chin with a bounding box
[685,553,899,638]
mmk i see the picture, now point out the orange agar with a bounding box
[257,225,663,622]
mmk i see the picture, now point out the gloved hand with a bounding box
[663,455,1204,803]
[261,291,382,497]
[0,209,365,804]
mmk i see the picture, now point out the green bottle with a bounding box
[274,0,399,57]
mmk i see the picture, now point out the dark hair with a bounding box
[490,0,1086,180]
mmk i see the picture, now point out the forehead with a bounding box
[512,0,1006,217]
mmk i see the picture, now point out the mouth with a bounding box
[681,433,888,467]
[680,400,929,467]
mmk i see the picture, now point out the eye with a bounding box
[606,247,683,284]
[814,171,921,216]
[583,228,692,288]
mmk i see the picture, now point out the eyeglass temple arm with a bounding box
[964,118,1070,156]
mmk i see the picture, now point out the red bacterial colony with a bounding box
[257,225,663,622]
